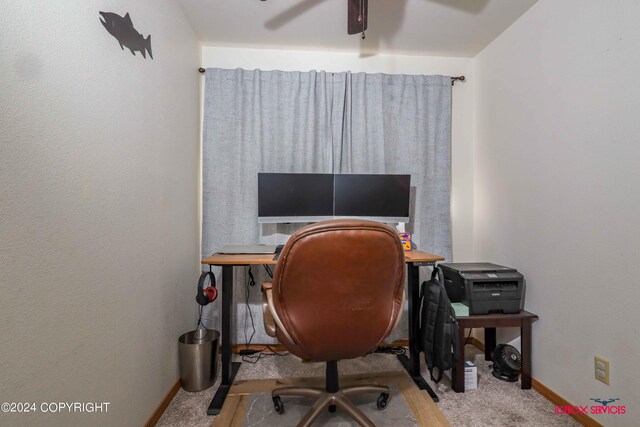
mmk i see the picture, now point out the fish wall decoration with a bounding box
[100,11,153,59]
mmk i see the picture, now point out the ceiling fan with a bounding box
[262,0,490,39]
[262,0,369,38]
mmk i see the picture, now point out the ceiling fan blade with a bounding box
[347,0,367,35]
[265,0,328,30]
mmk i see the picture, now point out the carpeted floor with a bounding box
[157,345,580,426]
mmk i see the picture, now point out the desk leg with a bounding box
[207,265,240,415]
[520,319,533,389]
[484,328,496,361]
[452,323,466,393]
[397,263,439,402]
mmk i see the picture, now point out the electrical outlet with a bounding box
[594,356,610,385]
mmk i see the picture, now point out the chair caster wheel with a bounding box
[377,393,389,410]
[329,404,336,413]
[273,396,284,414]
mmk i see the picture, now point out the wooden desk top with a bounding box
[201,249,445,266]
[405,250,445,263]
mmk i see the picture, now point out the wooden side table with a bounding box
[452,310,539,392]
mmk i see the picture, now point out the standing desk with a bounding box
[201,249,444,415]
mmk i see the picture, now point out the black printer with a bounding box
[439,263,524,315]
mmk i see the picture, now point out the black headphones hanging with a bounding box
[196,270,218,306]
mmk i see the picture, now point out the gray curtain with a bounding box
[202,68,451,344]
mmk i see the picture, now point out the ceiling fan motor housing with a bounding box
[347,0,368,35]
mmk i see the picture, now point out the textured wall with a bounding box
[0,1,200,426]
[474,0,640,424]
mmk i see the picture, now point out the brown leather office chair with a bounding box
[262,219,405,427]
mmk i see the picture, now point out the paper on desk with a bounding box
[452,303,469,317]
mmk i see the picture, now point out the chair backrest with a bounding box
[271,219,405,361]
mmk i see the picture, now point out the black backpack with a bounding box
[419,267,459,383]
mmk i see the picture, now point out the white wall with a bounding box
[0,2,200,426]
[474,0,640,423]
[201,46,476,261]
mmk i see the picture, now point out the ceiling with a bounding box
[177,0,538,57]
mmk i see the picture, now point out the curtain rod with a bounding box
[198,68,465,85]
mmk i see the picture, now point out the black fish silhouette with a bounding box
[100,11,152,59]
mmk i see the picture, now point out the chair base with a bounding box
[272,361,390,427]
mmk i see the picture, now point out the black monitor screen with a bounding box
[334,174,410,221]
[258,173,334,221]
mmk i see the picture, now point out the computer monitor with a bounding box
[258,173,334,223]
[334,174,410,222]
[258,173,411,223]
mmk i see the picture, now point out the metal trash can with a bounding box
[178,328,219,392]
